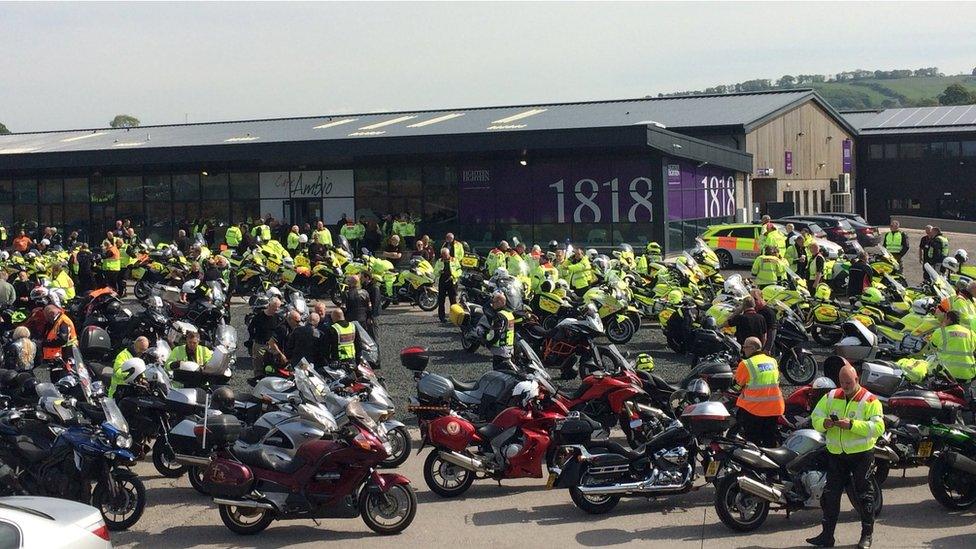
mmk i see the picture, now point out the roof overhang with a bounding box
[646,125,753,172]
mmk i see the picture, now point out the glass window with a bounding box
[231,200,260,223]
[884,143,898,159]
[90,204,115,237]
[39,178,63,203]
[388,197,422,220]
[614,223,655,245]
[868,144,883,159]
[13,204,37,228]
[201,173,229,199]
[172,174,200,200]
[573,223,612,246]
[532,224,565,246]
[0,206,11,229]
[200,200,229,223]
[494,224,533,245]
[926,142,945,158]
[172,201,199,227]
[145,175,171,201]
[90,176,115,203]
[729,227,757,239]
[0,181,10,203]
[39,204,63,228]
[117,202,144,228]
[145,201,172,242]
[64,178,88,202]
[963,141,976,157]
[423,195,458,227]
[229,172,259,199]
[389,166,422,196]
[803,190,810,214]
[13,179,37,204]
[64,202,90,237]
[355,168,388,199]
[0,521,21,549]
[899,142,923,159]
[117,176,143,201]
[945,141,961,158]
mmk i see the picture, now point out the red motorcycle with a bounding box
[554,368,661,447]
[200,397,417,535]
[421,380,577,497]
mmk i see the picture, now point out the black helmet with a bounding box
[0,369,18,389]
[548,240,559,252]
[212,386,236,411]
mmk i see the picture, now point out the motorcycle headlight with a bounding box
[115,433,132,449]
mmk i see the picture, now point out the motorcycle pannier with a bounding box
[79,326,112,360]
[417,374,454,403]
[859,362,903,398]
[202,456,254,498]
[400,347,430,372]
[195,414,242,448]
[553,414,604,445]
[682,401,733,435]
[888,390,948,423]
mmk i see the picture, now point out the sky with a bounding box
[2,1,975,133]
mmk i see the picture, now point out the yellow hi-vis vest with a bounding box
[930,323,976,382]
[313,228,333,246]
[751,255,784,287]
[812,387,884,454]
[883,231,904,254]
[333,322,357,361]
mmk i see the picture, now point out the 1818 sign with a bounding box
[548,177,654,223]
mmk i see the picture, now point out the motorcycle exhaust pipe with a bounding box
[175,454,212,467]
[576,480,690,496]
[946,451,976,476]
[873,445,899,463]
[737,476,784,503]
[438,451,488,473]
[212,498,275,510]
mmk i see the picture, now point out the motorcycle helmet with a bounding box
[586,248,598,261]
[635,353,654,373]
[25,251,38,261]
[911,298,933,315]
[119,357,147,385]
[212,386,236,412]
[955,249,968,263]
[0,251,8,261]
[410,257,423,269]
[591,256,609,276]
[282,256,295,268]
[539,280,556,294]
[814,283,831,301]
[702,316,718,330]
[181,279,201,294]
[29,286,50,303]
[957,278,970,291]
[666,289,683,305]
[298,234,308,244]
[548,240,559,252]
[0,369,17,389]
[493,267,509,279]
[556,279,569,292]
[810,376,837,402]
[942,257,960,273]
[511,380,540,407]
[618,243,634,255]
[266,286,283,299]
[685,378,711,404]
[860,287,883,305]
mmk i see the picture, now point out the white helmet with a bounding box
[811,376,837,390]
[119,357,147,385]
[266,286,283,298]
[283,256,295,267]
[493,267,509,279]
[955,249,968,262]
[511,380,540,407]
[942,257,960,273]
[47,288,66,308]
[0,251,8,261]
[181,279,201,294]
[586,248,598,260]
[298,234,309,244]
[911,298,933,315]
[40,239,50,247]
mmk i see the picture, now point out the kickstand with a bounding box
[785,508,791,519]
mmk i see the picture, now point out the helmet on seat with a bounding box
[635,353,654,373]
[942,257,960,273]
[954,249,968,262]
[119,358,147,385]
[212,386,236,411]
[181,279,201,294]
[511,380,540,407]
[539,280,555,294]
[860,287,884,305]
[685,378,711,404]
[815,283,831,301]
[911,298,933,315]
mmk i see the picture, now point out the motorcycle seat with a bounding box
[884,414,901,428]
[763,447,798,467]
[600,439,644,461]
[476,423,503,441]
[448,377,478,392]
[14,436,50,462]
[234,445,305,474]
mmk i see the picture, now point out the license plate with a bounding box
[705,460,720,478]
[918,440,933,458]
[545,473,557,489]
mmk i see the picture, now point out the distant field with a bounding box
[809,75,976,109]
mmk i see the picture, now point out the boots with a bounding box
[857,534,872,549]
[806,523,835,548]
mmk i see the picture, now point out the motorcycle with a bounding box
[383,257,438,312]
[711,428,882,532]
[769,300,820,385]
[202,366,417,535]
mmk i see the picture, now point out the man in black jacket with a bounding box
[848,252,874,299]
[285,312,321,367]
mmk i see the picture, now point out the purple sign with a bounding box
[458,157,657,224]
[842,139,852,173]
[665,158,737,221]
[785,150,793,175]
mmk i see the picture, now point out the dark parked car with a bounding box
[781,215,863,256]
[817,213,881,247]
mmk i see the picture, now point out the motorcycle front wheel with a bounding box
[461,330,480,353]
[380,426,412,468]
[781,352,818,386]
[416,288,438,312]
[151,438,187,478]
[92,474,146,531]
[714,474,769,532]
[605,317,636,345]
[569,470,620,514]
[423,451,474,498]
[133,280,152,301]
[928,454,976,510]
[360,483,418,535]
[218,504,274,535]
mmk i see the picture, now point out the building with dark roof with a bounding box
[844,106,976,223]
[0,89,853,250]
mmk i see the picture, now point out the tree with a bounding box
[938,83,976,106]
[109,114,140,128]
[972,67,976,76]
[0,122,9,135]
[777,75,796,88]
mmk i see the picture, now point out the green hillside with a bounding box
[810,75,976,109]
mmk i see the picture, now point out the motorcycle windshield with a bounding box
[217,324,237,349]
[294,363,320,403]
[34,382,61,399]
[924,263,954,299]
[353,321,379,366]
[494,279,524,311]
[681,252,699,271]
[346,400,378,433]
[154,340,172,364]
[209,282,226,304]
[290,292,308,315]
[101,398,129,434]
[583,306,605,334]
[72,346,93,402]
[723,274,748,298]
[145,364,171,394]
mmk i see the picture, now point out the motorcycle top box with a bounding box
[834,320,876,362]
[682,401,733,435]
[859,361,903,398]
[400,346,430,372]
[417,374,455,403]
[202,456,254,498]
[888,389,953,423]
[681,361,734,392]
[448,304,468,327]
[195,414,243,447]
[79,325,112,360]
[553,414,604,446]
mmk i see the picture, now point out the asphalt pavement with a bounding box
[110,227,976,548]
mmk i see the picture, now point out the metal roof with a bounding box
[0,90,830,157]
[843,106,976,135]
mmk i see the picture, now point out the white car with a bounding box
[0,496,112,548]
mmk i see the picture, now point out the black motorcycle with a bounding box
[769,302,819,385]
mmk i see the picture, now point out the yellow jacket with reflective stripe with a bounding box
[929,323,976,382]
[312,228,333,246]
[432,257,461,283]
[949,295,976,333]
[812,387,884,454]
[333,322,357,361]
[51,270,75,300]
[751,255,785,287]
[225,226,242,247]
[883,230,905,254]
[287,232,301,250]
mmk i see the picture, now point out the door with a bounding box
[288,199,322,227]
